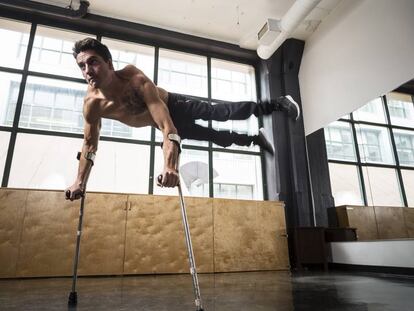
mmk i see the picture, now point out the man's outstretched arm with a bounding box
[65,100,101,200]
[139,75,180,188]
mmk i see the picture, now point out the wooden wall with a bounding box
[0,188,289,278]
[335,205,413,240]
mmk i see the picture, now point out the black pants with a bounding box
[167,93,273,147]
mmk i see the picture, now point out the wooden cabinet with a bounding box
[335,205,412,240]
[336,205,378,240]
[0,188,289,278]
[293,227,328,271]
[0,190,28,278]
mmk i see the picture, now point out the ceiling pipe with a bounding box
[257,0,322,60]
[0,0,90,19]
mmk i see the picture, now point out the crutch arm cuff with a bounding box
[76,151,96,165]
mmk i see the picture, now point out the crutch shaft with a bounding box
[177,183,204,311]
[68,193,86,305]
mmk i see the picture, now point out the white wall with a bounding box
[299,0,414,135]
[330,240,414,268]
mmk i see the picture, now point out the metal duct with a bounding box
[0,0,90,19]
[257,0,322,60]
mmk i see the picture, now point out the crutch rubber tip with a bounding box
[68,291,77,306]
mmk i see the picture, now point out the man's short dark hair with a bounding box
[72,37,112,62]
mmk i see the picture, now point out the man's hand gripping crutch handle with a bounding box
[65,152,87,201]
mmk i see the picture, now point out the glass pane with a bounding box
[213,152,263,200]
[9,133,150,193]
[387,92,414,128]
[211,59,256,102]
[393,129,414,166]
[158,49,207,97]
[353,97,386,123]
[328,163,363,206]
[155,119,209,147]
[0,131,11,182]
[153,148,209,197]
[0,18,31,69]
[401,170,414,207]
[363,167,403,206]
[85,140,150,194]
[101,38,155,80]
[19,76,86,133]
[29,26,92,78]
[212,117,259,152]
[324,121,356,161]
[0,72,22,127]
[210,59,258,151]
[356,124,394,164]
[19,76,150,140]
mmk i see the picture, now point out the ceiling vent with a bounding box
[257,19,281,46]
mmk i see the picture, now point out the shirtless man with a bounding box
[65,38,300,200]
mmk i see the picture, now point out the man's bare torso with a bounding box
[84,66,169,128]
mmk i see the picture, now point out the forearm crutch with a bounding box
[67,152,87,306]
[178,182,204,311]
[158,174,204,311]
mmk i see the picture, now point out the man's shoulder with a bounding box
[83,95,103,123]
[117,65,142,78]
[117,65,147,82]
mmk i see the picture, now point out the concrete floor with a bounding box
[0,271,413,311]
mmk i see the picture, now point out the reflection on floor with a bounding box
[0,271,413,310]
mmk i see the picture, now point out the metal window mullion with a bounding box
[148,46,159,195]
[207,56,214,198]
[2,22,37,187]
[255,64,268,200]
[383,95,408,207]
[350,113,368,206]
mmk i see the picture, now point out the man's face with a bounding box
[76,49,113,88]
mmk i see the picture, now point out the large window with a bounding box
[325,92,414,207]
[0,17,264,200]
[158,49,208,98]
[211,59,259,152]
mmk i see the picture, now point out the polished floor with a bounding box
[0,271,413,311]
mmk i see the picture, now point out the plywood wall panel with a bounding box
[256,201,289,270]
[214,199,257,272]
[4,188,287,277]
[184,197,214,273]
[77,193,127,276]
[16,190,79,277]
[124,195,187,274]
[403,208,414,238]
[0,189,28,278]
[375,206,409,239]
[341,206,378,240]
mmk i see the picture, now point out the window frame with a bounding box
[0,17,266,200]
[326,95,414,207]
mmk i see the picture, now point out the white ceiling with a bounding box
[39,0,343,50]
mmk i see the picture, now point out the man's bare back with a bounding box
[83,65,170,129]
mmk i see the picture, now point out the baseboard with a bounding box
[329,263,414,276]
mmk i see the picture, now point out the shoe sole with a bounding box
[285,95,300,121]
